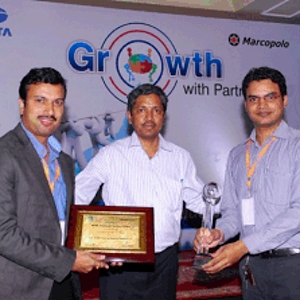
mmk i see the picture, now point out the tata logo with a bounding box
[68,22,223,103]
[0,8,12,37]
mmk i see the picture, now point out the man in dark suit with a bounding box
[0,67,107,300]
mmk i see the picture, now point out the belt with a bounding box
[260,247,300,258]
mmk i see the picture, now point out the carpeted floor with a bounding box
[81,251,242,300]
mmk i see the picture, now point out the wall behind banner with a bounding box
[1,0,300,247]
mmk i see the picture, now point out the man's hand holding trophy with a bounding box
[193,182,221,270]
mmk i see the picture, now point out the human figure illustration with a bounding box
[84,115,110,157]
[103,112,116,139]
[60,111,87,170]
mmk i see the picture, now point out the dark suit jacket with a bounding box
[0,124,80,300]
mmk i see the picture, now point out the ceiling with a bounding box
[37,0,300,25]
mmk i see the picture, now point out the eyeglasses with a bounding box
[246,93,283,103]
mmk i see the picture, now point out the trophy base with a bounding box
[194,266,240,283]
[193,254,211,270]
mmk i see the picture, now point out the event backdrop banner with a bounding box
[1,1,300,246]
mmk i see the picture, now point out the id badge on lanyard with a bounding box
[242,197,255,226]
[242,137,276,226]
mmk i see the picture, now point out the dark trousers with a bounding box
[99,243,179,300]
[239,254,300,300]
[48,273,82,300]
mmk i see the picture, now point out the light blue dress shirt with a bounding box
[217,120,300,254]
[21,123,67,221]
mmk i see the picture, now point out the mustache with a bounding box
[38,115,57,122]
[143,121,156,126]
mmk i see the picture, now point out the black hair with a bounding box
[127,83,168,114]
[19,67,67,102]
[242,66,287,99]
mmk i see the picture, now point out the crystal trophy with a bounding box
[193,182,221,269]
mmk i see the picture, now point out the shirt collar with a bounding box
[21,122,61,160]
[129,131,173,152]
[249,120,289,145]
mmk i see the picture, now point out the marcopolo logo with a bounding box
[68,22,223,103]
[228,33,240,47]
[228,33,289,49]
[0,8,12,37]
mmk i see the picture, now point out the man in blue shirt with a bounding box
[0,67,108,300]
[195,66,300,299]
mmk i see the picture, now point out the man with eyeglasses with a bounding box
[194,66,300,299]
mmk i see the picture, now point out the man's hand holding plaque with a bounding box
[67,205,155,264]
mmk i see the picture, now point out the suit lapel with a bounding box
[14,124,60,222]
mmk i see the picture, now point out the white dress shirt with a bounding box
[75,132,204,252]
